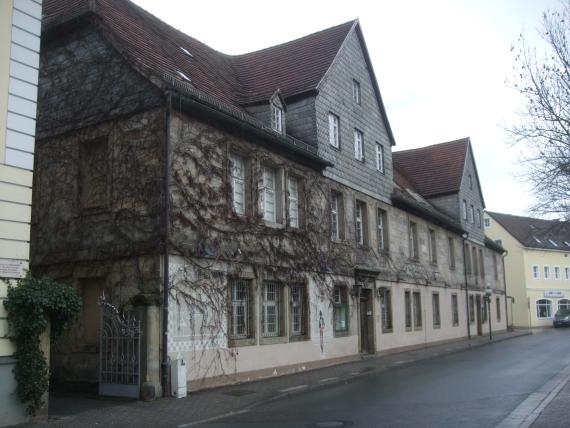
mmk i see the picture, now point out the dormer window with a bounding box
[271,103,283,134]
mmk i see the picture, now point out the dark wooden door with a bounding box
[359,289,374,353]
[476,295,483,336]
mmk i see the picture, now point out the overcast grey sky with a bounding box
[132,0,561,217]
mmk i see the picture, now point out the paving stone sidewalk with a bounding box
[531,376,570,428]
[22,330,529,428]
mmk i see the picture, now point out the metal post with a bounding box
[488,297,492,341]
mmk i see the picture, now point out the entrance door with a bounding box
[359,289,375,353]
[476,295,483,336]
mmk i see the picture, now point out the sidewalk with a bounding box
[531,375,570,427]
[24,330,530,428]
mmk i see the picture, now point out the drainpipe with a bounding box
[161,91,172,396]
[501,250,509,331]
[462,233,471,340]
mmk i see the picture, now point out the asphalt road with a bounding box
[202,329,570,428]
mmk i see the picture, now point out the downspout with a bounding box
[161,91,172,396]
[462,234,471,340]
[501,250,509,331]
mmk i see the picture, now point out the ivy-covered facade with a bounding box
[33,0,507,398]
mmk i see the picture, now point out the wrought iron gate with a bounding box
[99,294,141,398]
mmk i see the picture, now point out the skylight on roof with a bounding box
[180,47,193,58]
[548,239,559,247]
[565,241,570,248]
[533,236,542,244]
[176,70,191,82]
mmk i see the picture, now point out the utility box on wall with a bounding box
[170,359,187,398]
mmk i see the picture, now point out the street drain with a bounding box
[306,421,354,428]
[222,389,256,397]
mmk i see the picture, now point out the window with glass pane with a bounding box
[355,201,365,245]
[376,143,384,172]
[558,299,570,310]
[353,79,361,104]
[536,299,552,319]
[555,266,561,280]
[287,175,299,228]
[472,247,478,277]
[533,265,540,279]
[469,295,475,324]
[493,254,498,279]
[259,166,276,222]
[544,266,550,279]
[271,104,283,133]
[428,228,437,264]
[496,297,501,321]
[230,279,250,339]
[405,291,412,329]
[331,192,341,240]
[432,293,440,327]
[354,129,363,161]
[482,299,488,323]
[452,294,459,326]
[334,286,348,333]
[479,249,485,279]
[290,285,305,336]
[409,221,418,259]
[377,208,387,251]
[470,205,474,223]
[328,113,339,148]
[448,237,456,269]
[462,200,467,221]
[413,292,422,328]
[230,154,245,215]
[380,288,393,332]
[565,267,570,280]
[262,282,281,337]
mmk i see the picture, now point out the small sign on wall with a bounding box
[544,290,565,298]
[0,259,27,279]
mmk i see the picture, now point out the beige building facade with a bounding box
[0,0,42,425]
[485,211,570,328]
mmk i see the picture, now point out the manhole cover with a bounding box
[222,389,256,397]
[306,421,353,428]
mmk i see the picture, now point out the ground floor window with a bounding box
[432,293,440,327]
[469,295,475,324]
[558,299,570,310]
[262,281,283,337]
[413,291,422,329]
[451,294,459,326]
[404,290,412,330]
[229,279,253,340]
[536,299,552,319]
[496,297,501,322]
[333,285,349,335]
[482,298,488,323]
[290,284,307,337]
[380,288,393,333]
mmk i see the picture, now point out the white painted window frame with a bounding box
[328,113,339,148]
[354,129,364,161]
[230,153,245,215]
[536,299,552,319]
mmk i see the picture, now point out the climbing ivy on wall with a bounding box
[3,274,81,415]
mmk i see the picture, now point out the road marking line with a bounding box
[319,377,339,383]
[278,384,308,393]
[178,409,249,427]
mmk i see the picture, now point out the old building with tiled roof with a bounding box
[32,0,506,399]
[485,211,570,328]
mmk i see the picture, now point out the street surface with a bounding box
[202,329,570,428]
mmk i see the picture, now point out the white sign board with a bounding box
[544,290,565,298]
[0,259,27,279]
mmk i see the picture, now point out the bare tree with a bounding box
[508,1,570,218]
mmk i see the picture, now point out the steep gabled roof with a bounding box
[392,138,469,198]
[43,0,355,112]
[487,211,570,251]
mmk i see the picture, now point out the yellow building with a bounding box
[1,0,42,425]
[485,211,570,329]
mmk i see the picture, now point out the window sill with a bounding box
[289,334,310,343]
[405,327,412,332]
[334,330,350,338]
[381,328,393,334]
[414,327,423,331]
[433,325,441,329]
[260,335,288,346]
[228,337,256,348]
[263,220,285,229]
[452,323,459,327]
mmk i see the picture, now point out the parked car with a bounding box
[553,309,570,327]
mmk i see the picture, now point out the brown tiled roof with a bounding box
[487,211,570,250]
[42,0,354,110]
[392,138,469,197]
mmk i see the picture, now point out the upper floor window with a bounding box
[259,166,277,222]
[355,200,367,246]
[544,265,550,280]
[328,113,339,148]
[331,191,344,240]
[495,239,503,247]
[376,143,385,173]
[428,228,437,264]
[377,208,388,251]
[409,220,419,260]
[484,217,491,228]
[472,247,478,277]
[565,267,570,280]
[476,209,481,228]
[448,237,456,269]
[354,129,364,161]
[532,265,540,279]
[465,243,471,274]
[479,248,485,278]
[271,103,283,134]
[493,254,498,280]
[287,175,299,228]
[555,266,561,280]
[469,204,475,223]
[353,79,361,105]
[462,200,467,221]
[230,153,246,215]
[468,174,473,189]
